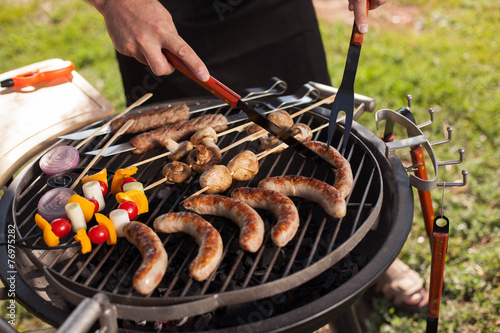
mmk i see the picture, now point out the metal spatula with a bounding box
[327,1,370,155]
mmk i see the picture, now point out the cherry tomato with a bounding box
[87,198,99,214]
[121,177,137,191]
[88,225,109,244]
[118,201,138,220]
[50,218,71,238]
[98,180,108,196]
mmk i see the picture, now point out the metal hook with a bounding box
[406,163,423,172]
[431,126,453,146]
[437,169,468,187]
[417,108,435,129]
[438,147,465,166]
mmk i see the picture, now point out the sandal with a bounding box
[374,258,429,312]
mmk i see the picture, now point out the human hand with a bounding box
[348,0,387,34]
[87,0,210,81]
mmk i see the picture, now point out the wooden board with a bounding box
[0,59,115,189]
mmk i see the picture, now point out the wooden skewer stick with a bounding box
[75,93,152,150]
[143,177,171,191]
[130,151,172,168]
[71,119,135,190]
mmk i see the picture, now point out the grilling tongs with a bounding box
[163,50,336,170]
[326,1,370,155]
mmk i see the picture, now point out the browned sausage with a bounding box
[153,212,223,281]
[231,187,300,247]
[258,175,346,218]
[305,141,353,198]
[183,194,264,253]
[123,221,168,295]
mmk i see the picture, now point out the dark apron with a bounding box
[117,0,331,105]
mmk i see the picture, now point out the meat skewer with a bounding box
[74,93,152,150]
[109,103,189,135]
[130,113,228,154]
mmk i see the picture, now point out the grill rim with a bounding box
[0,100,412,330]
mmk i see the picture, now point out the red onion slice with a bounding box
[37,187,76,222]
[39,145,80,176]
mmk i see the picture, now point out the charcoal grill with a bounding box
[0,83,414,332]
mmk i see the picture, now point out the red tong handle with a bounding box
[411,145,436,238]
[163,49,241,108]
[426,215,449,333]
[2,60,75,88]
[350,0,370,46]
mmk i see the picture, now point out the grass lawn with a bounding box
[0,0,499,332]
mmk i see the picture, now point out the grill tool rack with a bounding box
[375,95,468,333]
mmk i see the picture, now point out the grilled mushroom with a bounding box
[227,150,259,181]
[187,145,221,174]
[268,110,293,130]
[199,165,232,194]
[288,123,312,142]
[191,126,222,161]
[245,109,293,135]
[163,138,194,161]
[260,135,284,152]
[162,161,192,183]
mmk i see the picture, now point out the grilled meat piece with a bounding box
[110,103,190,134]
[130,114,228,154]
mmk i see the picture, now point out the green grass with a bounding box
[1,0,499,332]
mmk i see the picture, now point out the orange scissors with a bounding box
[1,60,75,88]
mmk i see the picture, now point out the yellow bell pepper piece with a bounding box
[35,213,59,247]
[95,213,117,245]
[74,229,92,254]
[116,190,149,215]
[82,168,108,188]
[111,166,138,195]
[67,194,95,223]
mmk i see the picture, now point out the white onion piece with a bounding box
[82,181,106,212]
[37,187,76,221]
[109,209,130,237]
[122,182,144,193]
[65,202,87,232]
[39,145,80,176]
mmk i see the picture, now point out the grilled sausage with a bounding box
[231,187,300,247]
[183,194,264,252]
[130,114,228,154]
[110,103,190,134]
[123,221,168,295]
[305,141,353,198]
[258,175,346,218]
[154,212,223,281]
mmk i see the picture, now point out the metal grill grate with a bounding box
[10,97,384,322]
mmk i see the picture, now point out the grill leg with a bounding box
[330,305,362,333]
